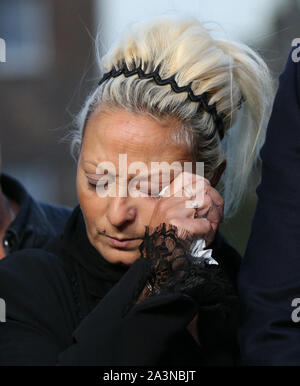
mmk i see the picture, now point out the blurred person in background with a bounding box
[0,147,71,259]
[0,15,273,365]
[238,43,300,365]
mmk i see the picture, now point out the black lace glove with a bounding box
[134,223,236,311]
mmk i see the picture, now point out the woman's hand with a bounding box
[148,172,224,246]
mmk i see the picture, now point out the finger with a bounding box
[160,204,199,220]
[202,221,215,246]
[182,183,223,220]
[198,206,221,232]
[159,172,209,198]
[160,186,215,221]
[188,218,216,246]
[206,185,224,213]
[180,192,222,231]
[170,217,214,242]
[176,173,209,198]
[204,190,224,224]
[181,180,210,208]
[195,193,222,231]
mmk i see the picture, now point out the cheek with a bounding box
[76,172,106,227]
[137,198,158,223]
[76,171,90,211]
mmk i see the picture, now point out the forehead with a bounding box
[81,108,191,166]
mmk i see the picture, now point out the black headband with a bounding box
[98,63,244,140]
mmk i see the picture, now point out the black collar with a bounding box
[61,205,130,301]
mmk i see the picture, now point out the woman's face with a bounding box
[76,108,193,265]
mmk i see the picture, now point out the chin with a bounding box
[97,244,141,266]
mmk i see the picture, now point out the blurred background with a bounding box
[0,0,299,255]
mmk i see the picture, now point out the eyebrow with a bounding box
[84,171,169,182]
[82,160,182,181]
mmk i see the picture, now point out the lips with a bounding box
[110,236,138,241]
[105,234,141,248]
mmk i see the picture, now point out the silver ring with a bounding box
[191,200,199,209]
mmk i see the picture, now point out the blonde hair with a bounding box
[72,14,274,218]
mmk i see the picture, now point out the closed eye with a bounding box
[88,180,97,189]
[148,194,160,199]
[85,172,113,189]
[88,179,110,188]
[138,189,161,199]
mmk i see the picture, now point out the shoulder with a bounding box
[281,44,300,97]
[37,201,72,233]
[0,248,67,284]
[0,249,74,329]
[0,248,72,306]
[38,201,72,222]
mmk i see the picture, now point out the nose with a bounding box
[106,197,137,228]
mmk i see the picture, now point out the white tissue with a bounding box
[189,239,218,265]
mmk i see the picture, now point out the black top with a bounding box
[238,46,300,365]
[1,173,72,254]
[0,205,241,366]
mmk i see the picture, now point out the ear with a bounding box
[210,159,226,187]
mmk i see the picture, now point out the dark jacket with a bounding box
[1,173,72,254]
[0,205,241,366]
[238,46,300,365]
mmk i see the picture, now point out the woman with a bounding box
[0,15,273,365]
